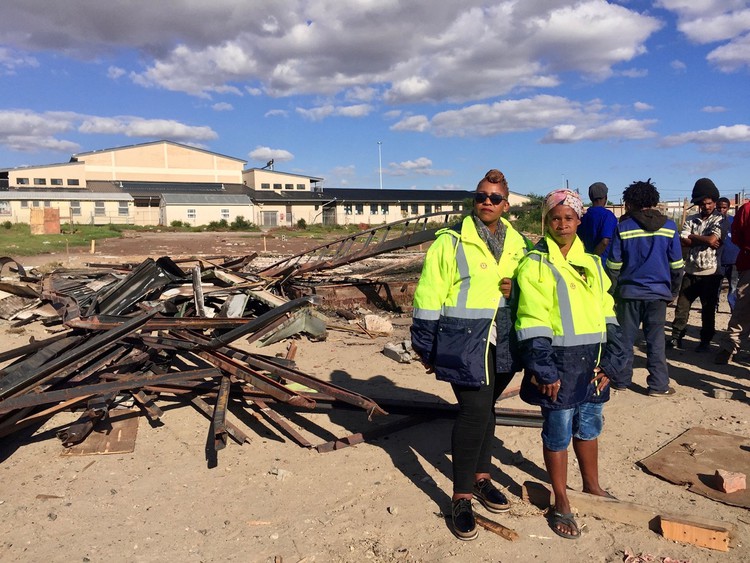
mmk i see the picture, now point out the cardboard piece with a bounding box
[60,409,139,456]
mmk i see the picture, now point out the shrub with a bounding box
[170,220,184,228]
[230,216,250,230]
[296,218,307,229]
[2,221,12,230]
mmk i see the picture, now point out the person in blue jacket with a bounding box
[516,189,625,540]
[411,168,530,540]
[606,179,684,396]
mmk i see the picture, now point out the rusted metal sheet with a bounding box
[287,281,418,312]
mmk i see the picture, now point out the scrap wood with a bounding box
[474,513,519,542]
[522,481,736,551]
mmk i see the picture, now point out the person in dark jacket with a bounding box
[411,169,530,540]
[606,180,684,396]
[516,189,626,540]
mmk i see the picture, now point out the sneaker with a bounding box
[611,384,630,391]
[695,342,711,353]
[648,386,676,397]
[665,337,683,350]
[473,478,511,513]
[714,349,733,365]
[451,498,478,540]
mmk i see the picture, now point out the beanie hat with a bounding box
[588,182,608,201]
[691,178,719,204]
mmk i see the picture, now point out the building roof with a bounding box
[244,168,324,183]
[161,193,252,205]
[72,140,246,164]
[0,191,133,201]
[0,161,84,173]
[111,181,248,197]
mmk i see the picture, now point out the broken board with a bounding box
[60,409,139,456]
[638,426,750,509]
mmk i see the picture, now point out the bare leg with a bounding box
[543,446,577,537]
[573,437,608,496]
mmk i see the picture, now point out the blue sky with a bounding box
[0,0,748,202]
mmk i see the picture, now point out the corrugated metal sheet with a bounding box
[161,193,252,205]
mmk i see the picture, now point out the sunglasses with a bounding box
[474,192,506,205]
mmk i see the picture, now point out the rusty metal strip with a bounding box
[0,368,220,414]
[0,305,164,400]
[212,376,231,450]
[0,332,73,364]
[65,316,253,330]
[189,396,249,445]
[131,390,163,421]
[258,211,458,278]
[252,399,313,448]
[316,415,430,453]
[197,350,315,409]
[0,396,93,439]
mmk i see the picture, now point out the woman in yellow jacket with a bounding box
[411,169,530,540]
[515,189,625,540]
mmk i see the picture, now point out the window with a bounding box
[32,200,40,208]
[284,183,293,190]
[44,200,51,208]
[261,183,270,189]
[187,208,197,220]
[424,204,432,213]
[118,202,129,216]
[17,178,29,185]
[344,205,353,215]
[411,204,419,214]
[296,184,305,190]
[381,204,389,215]
[435,204,442,212]
[273,183,282,190]
[0,201,10,215]
[20,200,28,208]
[400,204,408,214]
[95,201,105,216]
[370,204,379,215]
[453,203,461,212]
[355,204,364,215]
[34,178,47,186]
[51,178,63,186]
[221,208,230,220]
[71,201,81,216]
[67,179,80,186]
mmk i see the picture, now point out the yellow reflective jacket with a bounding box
[411,215,530,387]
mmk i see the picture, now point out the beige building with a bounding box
[159,193,253,226]
[0,191,134,225]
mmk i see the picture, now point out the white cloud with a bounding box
[78,117,218,141]
[296,103,373,121]
[634,102,653,111]
[212,102,234,111]
[386,157,451,177]
[390,115,430,132]
[542,119,657,143]
[0,47,38,74]
[107,66,126,79]
[0,1,662,104]
[264,109,289,118]
[661,124,750,146]
[248,145,294,163]
[670,59,687,71]
[702,105,727,113]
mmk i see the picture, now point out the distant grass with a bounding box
[1,223,128,256]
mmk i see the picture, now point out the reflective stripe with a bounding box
[605,315,618,325]
[454,241,471,311]
[605,259,621,270]
[619,227,677,240]
[413,308,440,320]
[517,326,553,340]
[526,253,576,339]
[551,333,605,346]
[670,259,685,269]
[442,306,497,319]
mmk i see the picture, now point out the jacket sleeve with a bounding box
[605,228,623,290]
[598,322,626,382]
[410,234,456,365]
[668,227,685,298]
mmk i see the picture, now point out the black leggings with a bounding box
[450,368,514,494]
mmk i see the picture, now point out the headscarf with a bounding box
[542,189,584,233]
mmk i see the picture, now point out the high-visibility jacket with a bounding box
[411,215,531,387]
[515,235,625,409]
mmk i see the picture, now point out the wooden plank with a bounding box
[522,481,736,549]
[474,513,519,542]
[660,516,730,552]
[60,409,139,456]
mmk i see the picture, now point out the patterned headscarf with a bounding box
[542,189,584,232]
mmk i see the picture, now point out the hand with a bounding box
[420,360,434,374]
[592,367,610,393]
[500,278,512,299]
[539,380,561,402]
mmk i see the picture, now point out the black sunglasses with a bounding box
[474,192,506,205]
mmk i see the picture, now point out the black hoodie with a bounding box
[623,208,668,232]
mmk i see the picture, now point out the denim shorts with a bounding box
[541,401,604,451]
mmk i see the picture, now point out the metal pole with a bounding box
[378,141,383,190]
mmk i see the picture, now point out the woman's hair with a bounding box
[477,169,508,192]
[622,179,660,210]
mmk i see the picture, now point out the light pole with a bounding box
[377,141,383,190]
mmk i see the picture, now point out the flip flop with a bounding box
[548,511,580,540]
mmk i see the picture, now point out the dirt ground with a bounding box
[1,232,748,563]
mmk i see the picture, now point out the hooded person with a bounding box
[606,179,684,395]
[515,189,626,540]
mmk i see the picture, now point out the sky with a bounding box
[0,0,749,203]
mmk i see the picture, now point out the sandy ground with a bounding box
[0,232,748,563]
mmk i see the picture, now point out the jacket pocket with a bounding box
[433,316,486,385]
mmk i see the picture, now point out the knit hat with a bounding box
[588,182,608,201]
[691,178,719,204]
